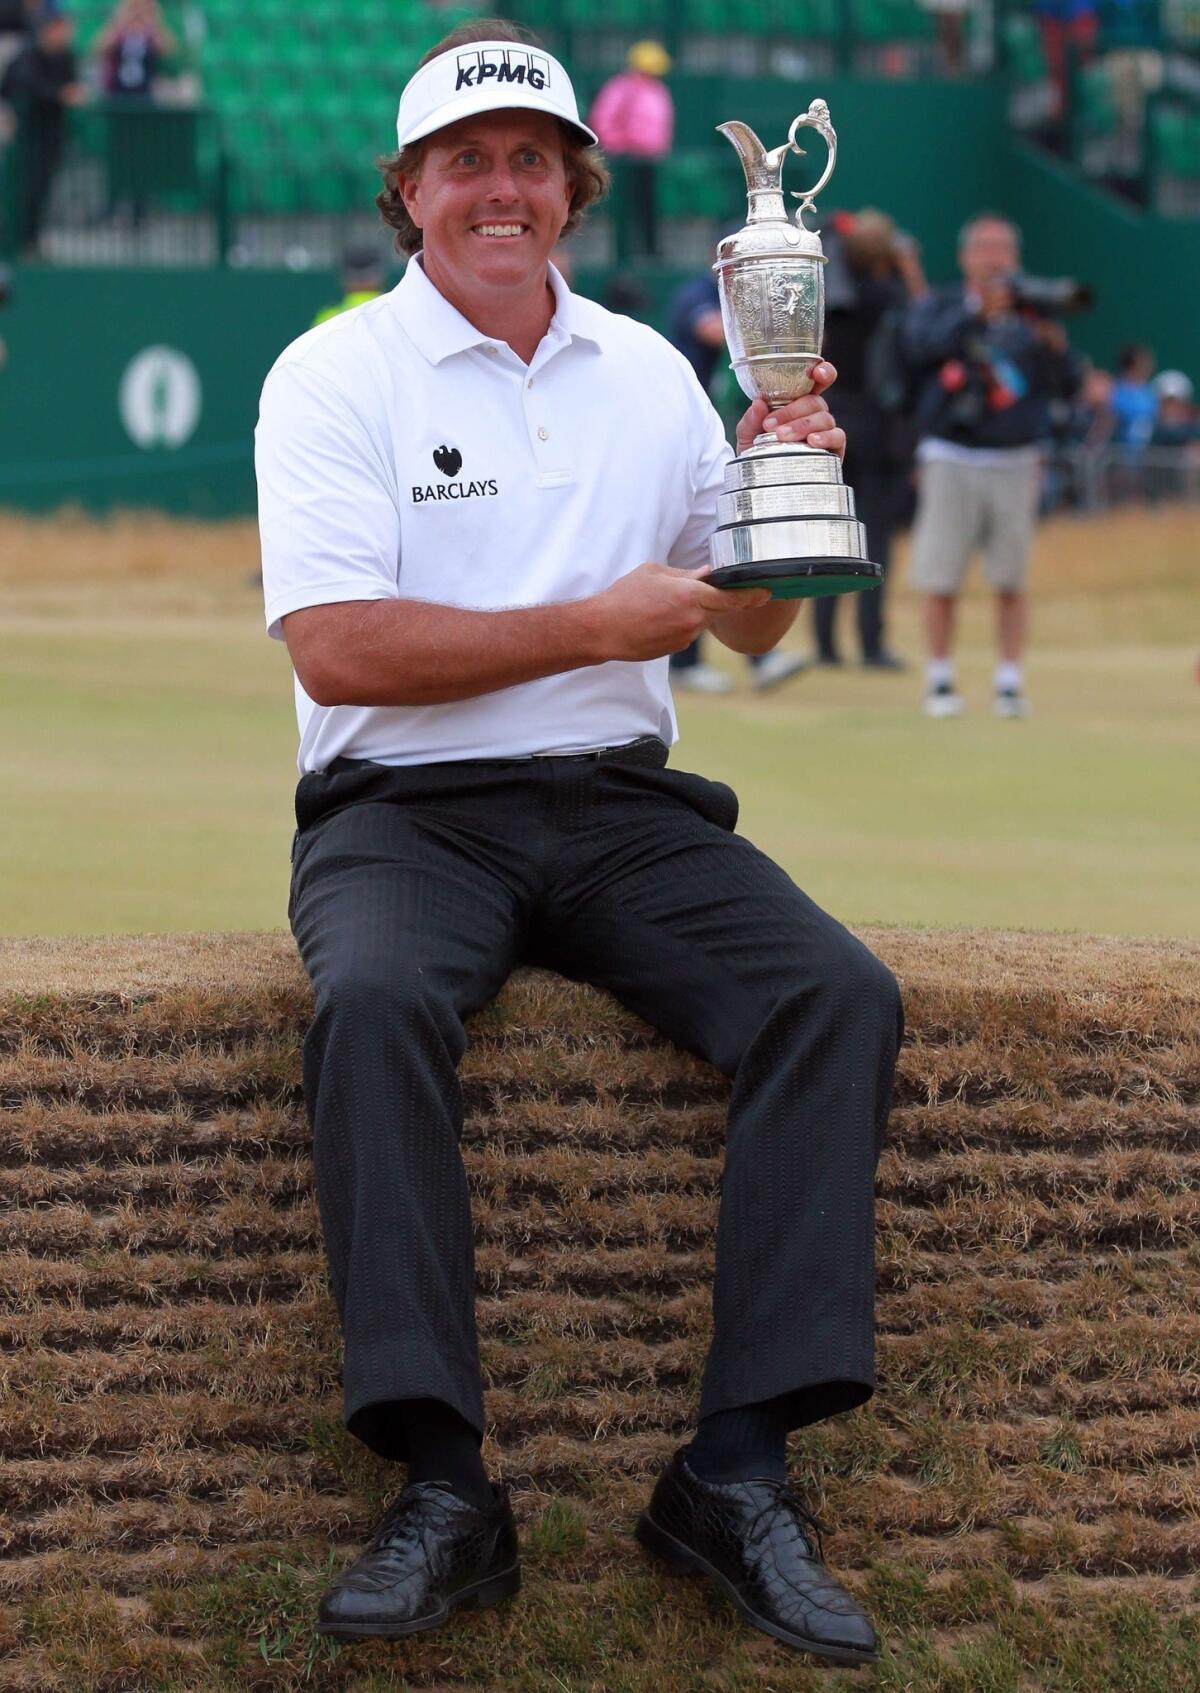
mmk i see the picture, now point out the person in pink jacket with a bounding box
[587,40,674,259]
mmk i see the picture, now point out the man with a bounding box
[813,207,926,672]
[903,213,1080,718]
[0,10,85,254]
[586,39,673,261]
[256,19,902,1666]
[311,241,387,327]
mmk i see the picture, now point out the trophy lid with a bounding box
[714,102,837,269]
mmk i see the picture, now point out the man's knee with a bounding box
[311,961,461,1052]
[775,932,903,1046]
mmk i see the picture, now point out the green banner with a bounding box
[0,267,336,514]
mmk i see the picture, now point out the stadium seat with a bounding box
[1150,101,1200,177]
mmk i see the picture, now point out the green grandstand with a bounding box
[45,0,1200,221]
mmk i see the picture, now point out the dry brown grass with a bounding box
[1,928,1198,1690]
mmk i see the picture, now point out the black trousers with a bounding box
[289,739,903,1461]
[813,462,903,662]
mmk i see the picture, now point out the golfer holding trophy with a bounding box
[260,18,900,1660]
[709,100,882,601]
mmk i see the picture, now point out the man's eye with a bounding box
[457,152,480,167]
[519,151,542,166]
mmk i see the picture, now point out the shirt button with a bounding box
[527,377,534,388]
[537,426,549,441]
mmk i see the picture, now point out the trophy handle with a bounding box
[786,99,837,223]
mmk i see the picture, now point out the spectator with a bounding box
[1147,369,1198,501]
[1150,369,1196,445]
[312,243,387,328]
[586,40,673,261]
[918,0,972,75]
[1110,342,1157,447]
[95,0,175,99]
[1032,0,1099,122]
[665,266,807,694]
[901,212,1082,719]
[0,0,33,88]
[813,208,927,671]
[0,11,85,255]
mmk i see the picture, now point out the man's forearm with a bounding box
[298,596,608,707]
[709,596,800,656]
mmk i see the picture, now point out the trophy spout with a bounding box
[716,120,792,224]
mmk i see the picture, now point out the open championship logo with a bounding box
[453,46,550,93]
[413,445,498,505]
[119,346,202,450]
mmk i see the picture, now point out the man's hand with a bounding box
[590,562,770,662]
[978,278,1014,321]
[735,360,845,458]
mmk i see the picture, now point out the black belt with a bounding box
[326,735,668,775]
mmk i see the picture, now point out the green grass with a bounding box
[2,506,1197,937]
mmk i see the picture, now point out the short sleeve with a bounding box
[255,360,401,641]
[665,369,734,574]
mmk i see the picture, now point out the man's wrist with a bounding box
[568,592,614,667]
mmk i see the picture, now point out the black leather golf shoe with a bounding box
[317,1479,520,1640]
[635,1448,877,1666]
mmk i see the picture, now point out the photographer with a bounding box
[902,213,1083,719]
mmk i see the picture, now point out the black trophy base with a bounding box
[708,557,883,601]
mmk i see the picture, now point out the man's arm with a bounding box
[900,288,977,369]
[284,565,771,707]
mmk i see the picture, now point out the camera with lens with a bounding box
[1009,274,1094,317]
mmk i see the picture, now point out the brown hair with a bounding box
[375,18,610,258]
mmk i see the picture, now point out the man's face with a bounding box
[959,220,1019,291]
[41,16,73,49]
[400,110,573,299]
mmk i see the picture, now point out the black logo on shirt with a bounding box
[454,47,549,92]
[413,445,498,504]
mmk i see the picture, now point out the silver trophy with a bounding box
[708,100,882,599]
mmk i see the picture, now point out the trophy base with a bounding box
[709,557,883,600]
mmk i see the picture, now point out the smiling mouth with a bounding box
[472,223,529,239]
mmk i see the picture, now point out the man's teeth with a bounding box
[475,224,525,237]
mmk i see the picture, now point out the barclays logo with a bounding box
[413,446,498,504]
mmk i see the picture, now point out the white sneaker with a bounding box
[993,687,1031,719]
[672,663,735,695]
[751,650,808,691]
[923,680,964,718]
[670,656,734,690]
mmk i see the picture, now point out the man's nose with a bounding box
[483,166,521,203]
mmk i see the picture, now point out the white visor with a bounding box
[396,39,598,150]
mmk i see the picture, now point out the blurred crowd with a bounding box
[588,49,1196,713]
[0,0,175,253]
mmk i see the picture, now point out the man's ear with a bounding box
[398,171,422,230]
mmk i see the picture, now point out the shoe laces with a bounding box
[741,1480,829,1563]
[370,1482,457,1557]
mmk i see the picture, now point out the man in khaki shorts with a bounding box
[902,214,1081,718]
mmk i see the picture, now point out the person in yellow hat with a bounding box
[587,40,673,259]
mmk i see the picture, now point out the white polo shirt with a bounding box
[255,259,733,773]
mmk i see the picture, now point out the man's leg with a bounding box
[537,761,903,1470]
[290,762,539,1479]
[924,589,957,659]
[996,588,1027,663]
[984,457,1039,715]
[910,459,977,712]
[854,468,897,664]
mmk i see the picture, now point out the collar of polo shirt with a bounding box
[395,39,598,151]
[398,255,603,366]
